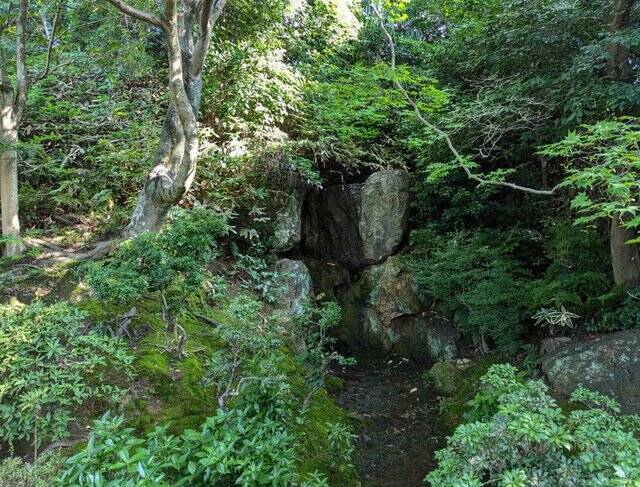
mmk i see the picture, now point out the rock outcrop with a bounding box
[542,329,640,414]
[359,170,411,263]
[303,183,362,269]
[304,259,351,303]
[275,259,313,317]
[271,188,306,252]
[302,170,410,270]
[339,255,458,363]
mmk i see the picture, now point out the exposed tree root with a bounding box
[24,237,119,266]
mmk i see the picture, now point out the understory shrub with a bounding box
[427,364,640,486]
[408,222,615,352]
[0,452,64,487]
[407,228,531,353]
[59,404,300,487]
[58,297,355,486]
[84,208,229,304]
[0,301,132,454]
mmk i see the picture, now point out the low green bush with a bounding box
[0,452,64,487]
[408,222,615,352]
[407,228,531,353]
[0,301,132,454]
[427,364,640,486]
[58,298,355,486]
[84,208,229,304]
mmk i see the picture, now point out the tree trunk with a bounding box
[608,0,637,288]
[106,0,226,237]
[611,214,640,289]
[0,129,21,256]
[124,76,201,237]
[608,0,635,81]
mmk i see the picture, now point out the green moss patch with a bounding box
[297,389,359,486]
[435,355,502,432]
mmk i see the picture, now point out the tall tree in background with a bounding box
[105,0,226,237]
[0,0,59,256]
[608,0,639,289]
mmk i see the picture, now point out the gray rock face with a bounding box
[302,170,410,270]
[275,259,313,317]
[271,188,306,252]
[303,183,362,269]
[542,330,640,414]
[339,255,458,363]
[359,170,411,263]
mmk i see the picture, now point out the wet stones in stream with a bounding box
[332,357,444,487]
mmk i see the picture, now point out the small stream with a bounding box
[332,357,445,487]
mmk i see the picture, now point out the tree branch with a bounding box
[105,0,165,30]
[371,3,560,197]
[189,0,226,77]
[35,7,60,82]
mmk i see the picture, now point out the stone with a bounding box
[271,188,306,252]
[275,259,314,317]
[302,170,411,270]
[540,336,572,356]
[303,183,363,269]
[426,361,462,396]
[541,329,640,414]
[359,170,411,263]
[339,255,459,363]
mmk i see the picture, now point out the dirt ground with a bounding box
[333,357,445,487]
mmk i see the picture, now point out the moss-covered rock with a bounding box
[425,361,462,396]
[436,355,502,432]
[542,329,640,414]
[340,255,459,363]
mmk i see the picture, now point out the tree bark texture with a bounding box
[0,0,28,256]
[608,0,638,288]
[115,0,226,237]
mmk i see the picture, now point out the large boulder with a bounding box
[339,255,459,363]
[271,187,306,253]
[302,170,410,270]
[275,259,314,317]
[359,170,411,263]
[542,329,640,414]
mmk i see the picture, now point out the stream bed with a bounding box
[332,357,445,487]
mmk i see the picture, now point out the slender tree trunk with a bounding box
[1,76,22,257]
[611,214,640,289]
[125,76,201,237]
[105,0,226,237]
[0,129,21,257]
[608,0,635,81]
[608,0,637,288]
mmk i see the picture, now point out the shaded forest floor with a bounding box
[333,357,445,487]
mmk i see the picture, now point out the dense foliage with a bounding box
[1,0,640,485]
[0,301,132,454]
[427,364,640,486]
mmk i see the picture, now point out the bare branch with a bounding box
[105,0,165,30]
[189,0,226,77]
[371,3,560,197]
[35,7,60,82]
